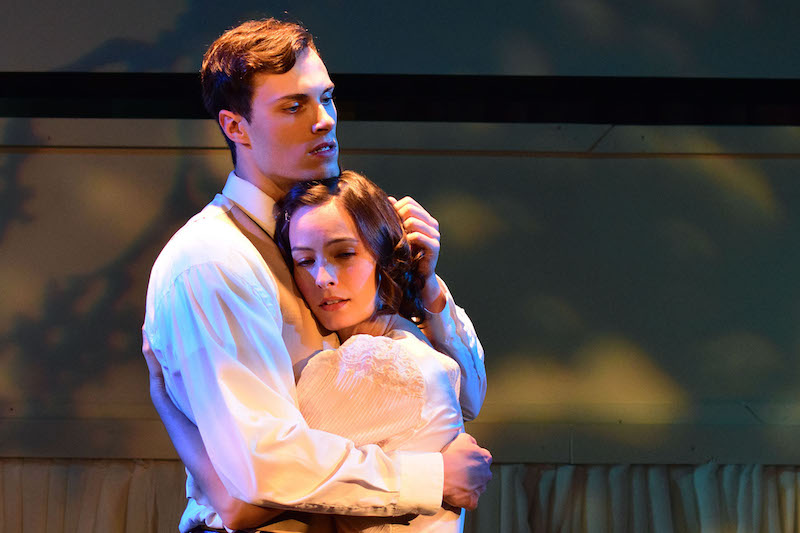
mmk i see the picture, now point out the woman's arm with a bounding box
[417,282,486,420]
[390,197,486,420]
[142,332,283,530]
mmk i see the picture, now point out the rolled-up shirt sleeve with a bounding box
[148,260,443,515]
[420,277,486,421]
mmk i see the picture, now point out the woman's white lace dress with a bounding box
[297,321,465,532]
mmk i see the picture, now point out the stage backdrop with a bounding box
[2,117,800,464]
[1,2,800,531]
[1,0,798,78]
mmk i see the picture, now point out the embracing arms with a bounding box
[145,267,489,528]
[143,332,280,530]
[145,325,490,528]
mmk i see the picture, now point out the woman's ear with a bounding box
[219,110,251,147]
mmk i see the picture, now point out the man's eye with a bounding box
[322,95,334,105]
[284,103,301,113]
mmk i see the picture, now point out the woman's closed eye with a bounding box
[294,257,314,268]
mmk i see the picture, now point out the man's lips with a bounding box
[309,141,337,156]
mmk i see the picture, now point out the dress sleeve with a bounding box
[147,261,443,516]
[419,276,486,421]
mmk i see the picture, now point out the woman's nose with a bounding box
[315,265,336,287]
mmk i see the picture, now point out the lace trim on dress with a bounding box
[297,335,425,449]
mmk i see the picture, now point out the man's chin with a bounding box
[321,162,341,179]
[282,163,341,187]
[307,163,341,181]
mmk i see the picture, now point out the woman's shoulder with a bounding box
[383,315,433,347]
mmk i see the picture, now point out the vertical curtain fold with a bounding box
[1,459,185,533]
[6,459,800,532]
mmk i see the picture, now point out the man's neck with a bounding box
[233,164,286,203]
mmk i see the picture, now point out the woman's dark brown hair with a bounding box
[275,170,426,323]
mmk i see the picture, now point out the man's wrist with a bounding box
[396,452,444,515]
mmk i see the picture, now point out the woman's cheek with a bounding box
[294,270,316,302]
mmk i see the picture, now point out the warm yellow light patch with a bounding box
[73,358,152,418]
[484,334,688,424]
[428,192,509,249]
[697,157,783,225]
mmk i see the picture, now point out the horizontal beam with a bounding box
[1,73,798,125]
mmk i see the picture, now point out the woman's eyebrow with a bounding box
[325,237,359,246]
[291,237,358,252]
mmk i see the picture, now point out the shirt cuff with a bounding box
[396,451,444,515]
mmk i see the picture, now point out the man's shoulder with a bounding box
[156,196,243,265]
[147,195,277,301]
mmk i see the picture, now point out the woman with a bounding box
[147,170,484,532]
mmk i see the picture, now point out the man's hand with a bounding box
[142,328,168,399]
[441,433,493,510]
[390,195,446,313]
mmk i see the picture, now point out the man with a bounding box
[143,18,491,532]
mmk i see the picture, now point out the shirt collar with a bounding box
[221,171,277,237]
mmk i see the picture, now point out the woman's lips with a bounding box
[319,298,348,311]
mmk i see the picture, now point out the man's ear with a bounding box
[219,110,250,147]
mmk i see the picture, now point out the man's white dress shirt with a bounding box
[143,172,486,532]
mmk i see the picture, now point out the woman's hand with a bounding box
[390,195,446,313]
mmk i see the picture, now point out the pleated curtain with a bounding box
[3,459,800,533]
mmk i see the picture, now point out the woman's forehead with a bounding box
[290,200,360,243]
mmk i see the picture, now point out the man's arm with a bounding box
[391,196,487,420]
[143,331,281,530]
[145,332,490,527]
[146,260,488,515]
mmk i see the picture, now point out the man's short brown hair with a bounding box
[201,18,317,163]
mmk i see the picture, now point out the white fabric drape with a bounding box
[467,463,800,533]
[4,460,800,532]
[0,459,186,533]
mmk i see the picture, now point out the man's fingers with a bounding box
[484,448,493,466]
[467,493,480,511]
[141,330,164,379]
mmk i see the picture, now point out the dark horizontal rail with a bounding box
[1,72,798,125]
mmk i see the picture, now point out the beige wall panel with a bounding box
[6,119,798,156]
[595,126,800,155]
[2,125,800,463]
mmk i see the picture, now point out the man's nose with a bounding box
[312,102,335,134]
